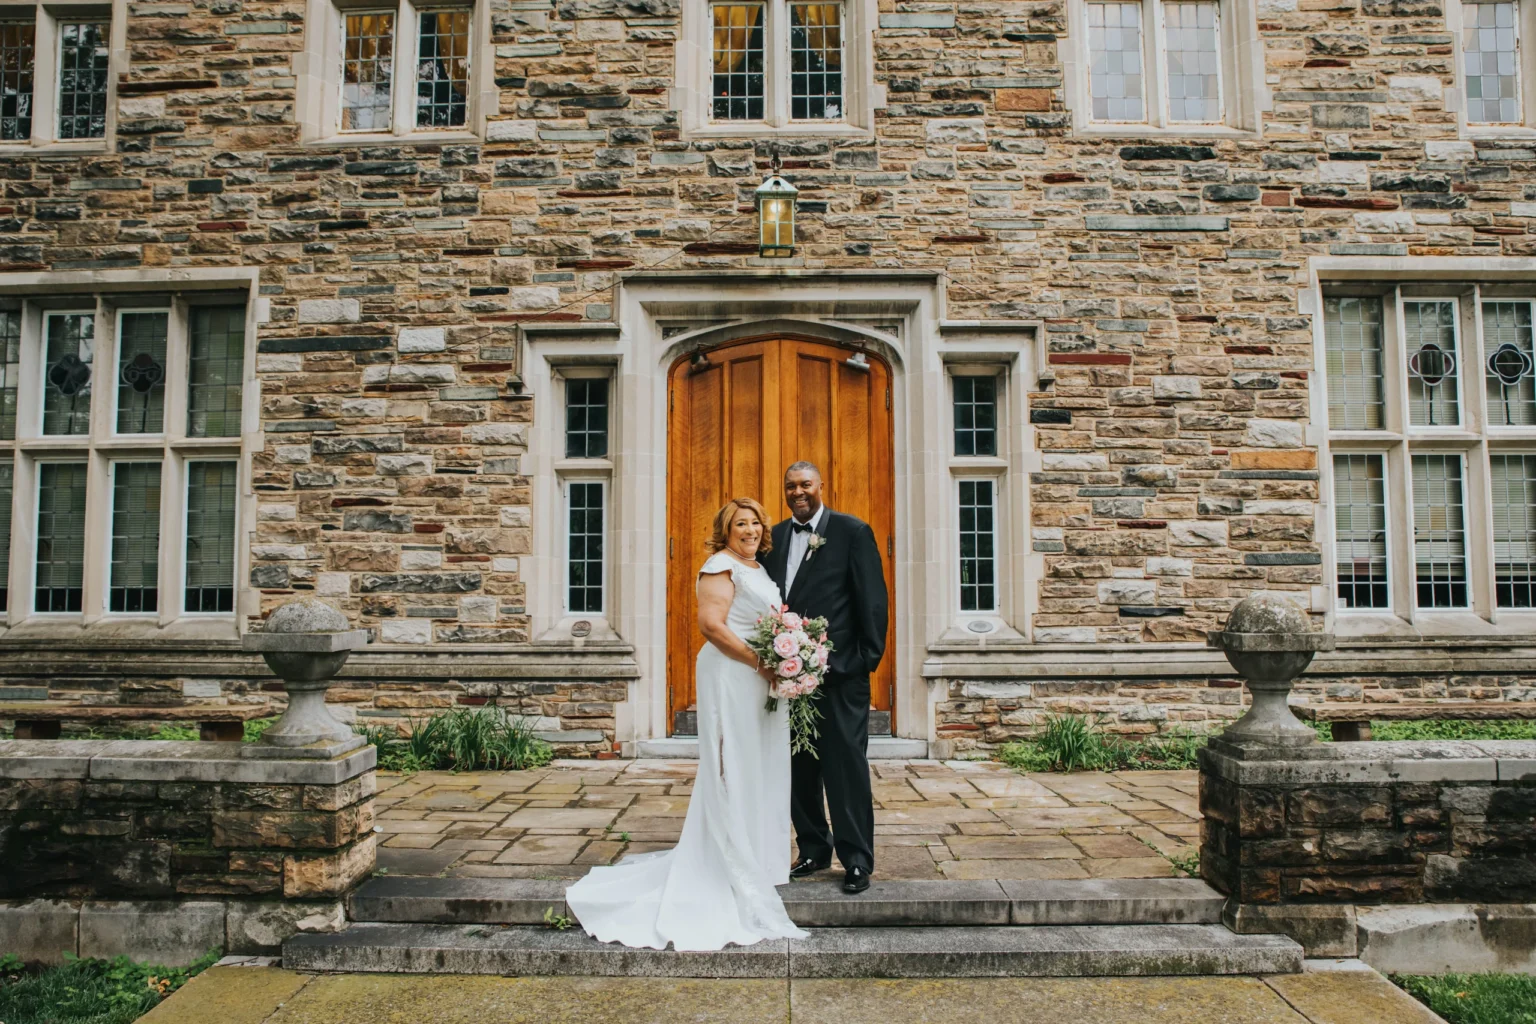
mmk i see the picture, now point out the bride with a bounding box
[564,497,809,951]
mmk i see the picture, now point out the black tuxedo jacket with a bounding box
[763,508,888,679]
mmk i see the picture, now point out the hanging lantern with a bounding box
[755,162,798,258]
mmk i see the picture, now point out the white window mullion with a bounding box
[768,0,788,126]
[1387,444,1416,620]
[393,0,417,135]
[1147,0,1168,125]
[158,455,185,627]
[30,6,56,145]
[1467,440,1498,620]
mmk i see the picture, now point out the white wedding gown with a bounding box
[564,552,808,951]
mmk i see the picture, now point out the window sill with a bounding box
[1331,610,1529,640]
[682,121,873,141]
[949,458,1007,474]
[304,130,481,148]
[1463,125,1536,140]
[0,140,111,156]
[1071,123,1257,139]
[0,616,237,643]
[935,618,1028,645]
[555,458,614,473]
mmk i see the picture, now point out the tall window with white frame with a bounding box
[0,458,12,612]
[332,0,473,137]
[561,374,611,617]
[1085,0,1224,126]
[0,297,246,625]
[1462,0,1522,125]
[950,372,1005,618]
[0,7,114,148]
[1325,284,1536,622]
[710,0,844,125]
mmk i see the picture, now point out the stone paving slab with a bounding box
[375,760,1202,883]
[144,969,1447,1024]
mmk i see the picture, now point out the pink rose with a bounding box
[772,632,799,658]
[781,611,803,630]
[796,674,817,693]
[777,656,803,677]
[815,646,830,668]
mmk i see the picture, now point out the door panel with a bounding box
[666,337,895,734]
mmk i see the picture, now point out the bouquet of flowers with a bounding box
[746,605,833,756]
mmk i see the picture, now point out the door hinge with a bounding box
[669,536,673,558]
[887,535,893,557]
[886,386,891,409]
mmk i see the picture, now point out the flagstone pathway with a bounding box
[373,759,1201,882]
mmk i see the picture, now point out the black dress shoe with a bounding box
[842,866,870,894]
[790,855,830,879]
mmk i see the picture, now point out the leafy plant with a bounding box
[1316,719,1536,743]
[543,907,575,931]
[1396,973,1536,1024]
[1166,849,1200,878]
[371,706,554,773]
[999,718,1212,773]
[0,950,219,1024]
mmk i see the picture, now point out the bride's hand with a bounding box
[757,663,778,688]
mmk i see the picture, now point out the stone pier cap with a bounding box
[0,738,376,783]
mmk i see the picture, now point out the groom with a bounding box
[763,462,888,895]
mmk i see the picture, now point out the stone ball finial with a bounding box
[1223,591,1313,637]
[263,598,349,635]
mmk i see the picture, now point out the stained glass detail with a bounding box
[1164,1,1220,122]
[1485,301,1536,426]
[1405,300,1460,427]
[42,312,93,436]
[1088,3,1144,122]
[116,311,168,434]
[1464,0,1521,124]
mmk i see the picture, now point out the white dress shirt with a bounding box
[783,504,825,597]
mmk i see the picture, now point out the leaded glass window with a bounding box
[567,481,604,613]
[109,461,161,613]
[35,462,86,612]
[712,3,764,120]
[416,9,470,128]
[1324,296,1385,431]
[565,378,609,459]
[116,311,168,435]
[188,306,244,438]
[342,11,395,132]
[0,309,17,440]
[185,460,237,613]
[1485,301,1536,426]
[57,21,107,140]
[0,460,11,612]
[959,479,996,612]
[1164,1,1220,122]
[1412,453,1468,608]
[790,3,842,120]
[1464,0,1521,124]
[41,311,93,436]
[1333,453,1389,610]
[1088,3,1144,122]
[1405,300,1461,427]
[1491,453,1536,607]
[0,21,33,142]
[954,377,998,457]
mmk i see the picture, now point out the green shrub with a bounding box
[361,706,554,773]
[998,714,1211,773]
[0,950,219,1024]
[1396,973,1536,1024]
[1317,719,1536,743]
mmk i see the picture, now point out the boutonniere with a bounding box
[806,534,827,559]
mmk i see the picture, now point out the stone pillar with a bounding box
[242,597,370,758]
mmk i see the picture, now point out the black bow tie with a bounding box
[791,520,814,533]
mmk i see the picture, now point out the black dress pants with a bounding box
[790,671,874,873]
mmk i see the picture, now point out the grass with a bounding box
[359,706,554,773]
[83,719,276,743]
[0,950,220,1024]
[1395,974,1536,1024]
[1316,719,1536,742]
[998,714,1536,774]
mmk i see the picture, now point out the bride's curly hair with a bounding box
[705,497,774,555]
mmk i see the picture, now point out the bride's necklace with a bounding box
[724,545,761,570]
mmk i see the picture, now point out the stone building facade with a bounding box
[2,0,1536,756]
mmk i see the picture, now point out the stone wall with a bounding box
[0,739,376,961]
[1199,740,1536,907]
[0,644,633,755]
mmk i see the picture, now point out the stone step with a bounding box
[348,877,1227,929]
[284,922,1302,978]
[633,735,929,759]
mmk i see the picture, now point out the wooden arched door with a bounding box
[666,337,896,735]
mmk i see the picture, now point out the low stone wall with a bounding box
[937,671,1536,752]
[0,739,377,963]
[0,640,634,756]
[1199,738,1536,958]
